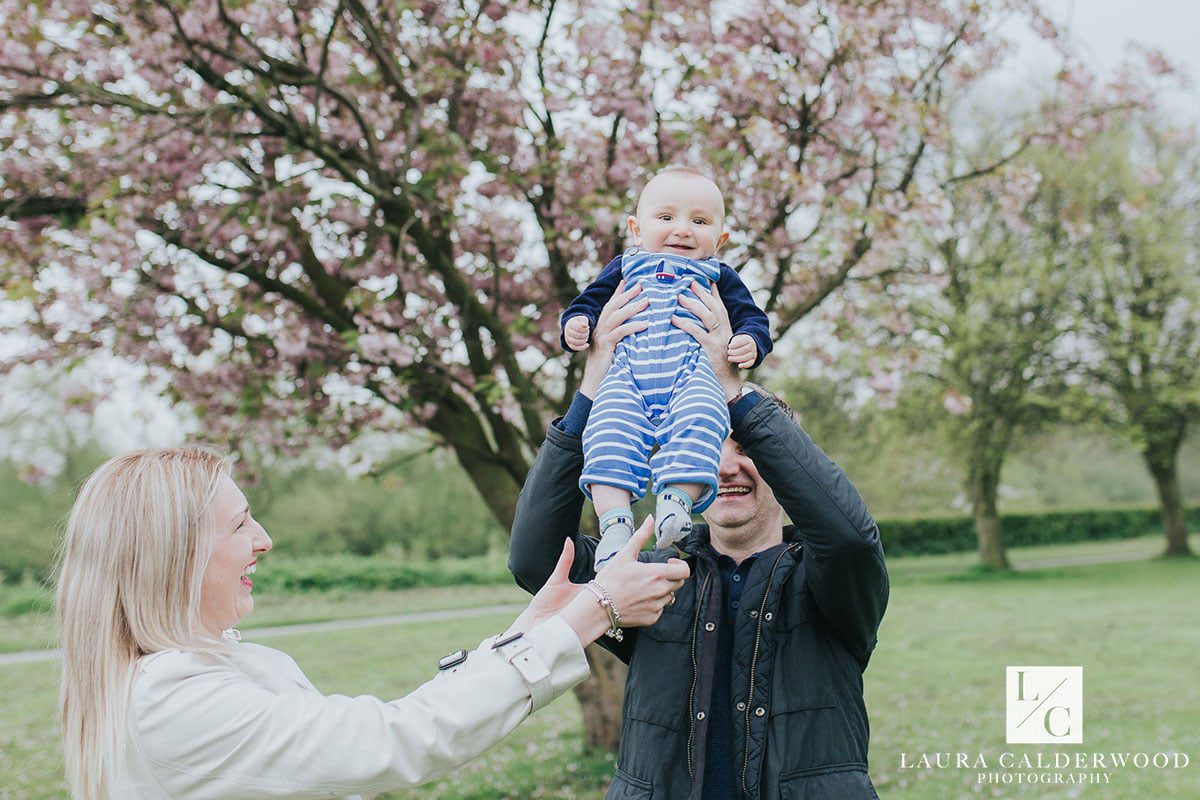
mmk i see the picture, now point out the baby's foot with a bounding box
[595,509,634,570]
[654,488,694,549]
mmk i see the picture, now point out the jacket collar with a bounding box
[683,523,801,565]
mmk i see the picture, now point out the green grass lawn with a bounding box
[2,539,1197,798]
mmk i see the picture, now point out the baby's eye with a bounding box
[658,214,673,221]
[693,218,709,225]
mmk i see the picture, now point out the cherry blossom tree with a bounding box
[0,0,1153,746]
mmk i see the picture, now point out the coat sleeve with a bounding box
[715,265,772,368]
[508,421,637,663]
[560,257,623,352]
[129,618,589,798]
[733,398,889,665]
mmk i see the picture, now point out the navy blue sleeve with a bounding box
[554,392,594,437]
[716,265,772,368]
[560,256,624,352]
[728,390,766,429]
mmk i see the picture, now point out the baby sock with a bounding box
[595,508,634,569]
[655,487,694,549]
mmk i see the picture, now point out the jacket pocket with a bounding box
[769,691,836,717]
[779,583,813,631]
[606,768,654,799]
[779,764,878,800]
[625,607,691,731]
[641,606,692,643]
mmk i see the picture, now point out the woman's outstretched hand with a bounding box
[594,516,689,628]
[553,516,689,645]
[506,539,587,636]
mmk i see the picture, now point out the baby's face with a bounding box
[628,172,729,260]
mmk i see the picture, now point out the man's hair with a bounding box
[746,382,795,422]
[767,391,796,422]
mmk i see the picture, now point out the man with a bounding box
[509,281,889,799]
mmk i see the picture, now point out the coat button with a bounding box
[755,707,766,717]
[763,612,773,622]
[749,610,758,618]
[696,711,706,721]
[736,701,746,711]
[704,622,716,632]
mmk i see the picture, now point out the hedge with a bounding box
[877,505,1200,557]
[248,553,513,593]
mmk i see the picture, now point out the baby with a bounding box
[561,166,772,567]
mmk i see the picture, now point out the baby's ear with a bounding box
[715,230,730,254]
[627,215,641,241]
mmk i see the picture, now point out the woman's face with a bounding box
[200,473,272,637]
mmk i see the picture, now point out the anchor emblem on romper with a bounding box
[654,259,678,283]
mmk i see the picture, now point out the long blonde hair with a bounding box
[56,447,229,799]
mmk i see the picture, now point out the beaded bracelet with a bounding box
[585,580,623,641]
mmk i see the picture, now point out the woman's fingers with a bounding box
[547,539,574,584]
[660,557,691,582]
[613,514,654,560]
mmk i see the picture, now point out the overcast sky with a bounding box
[1033,0,1200,118]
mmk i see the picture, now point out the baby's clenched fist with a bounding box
[727,333,757,369]
[564,315,592,351]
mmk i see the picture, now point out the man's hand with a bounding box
[727,333,758,370]
[579,281,649,398]
[672,283,743,401]
[564,315,592,352]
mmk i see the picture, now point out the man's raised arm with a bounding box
[508,408,600,593]
[735,394,889,666]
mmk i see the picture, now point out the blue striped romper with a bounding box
[580,248,730,512]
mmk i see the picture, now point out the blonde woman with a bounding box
[57,448,688,799]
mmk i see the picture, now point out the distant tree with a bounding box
[902,157,1078,568]
[1058,119,1200,557]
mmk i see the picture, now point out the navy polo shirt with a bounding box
[702,551,759,800]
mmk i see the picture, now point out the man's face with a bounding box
[703,438,784,544]
[628,172,729,260]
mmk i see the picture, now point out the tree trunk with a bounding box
[967,430,1011,570]
[576,645,627,751]
[1143,447,1193,557]
[423,390,526,531]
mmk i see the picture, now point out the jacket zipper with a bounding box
[740,544,800,798]
[686,571,711,784]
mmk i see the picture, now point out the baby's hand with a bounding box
[564,315,592,351]
[727,333,757,369]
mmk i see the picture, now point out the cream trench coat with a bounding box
[118,616,589,799]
